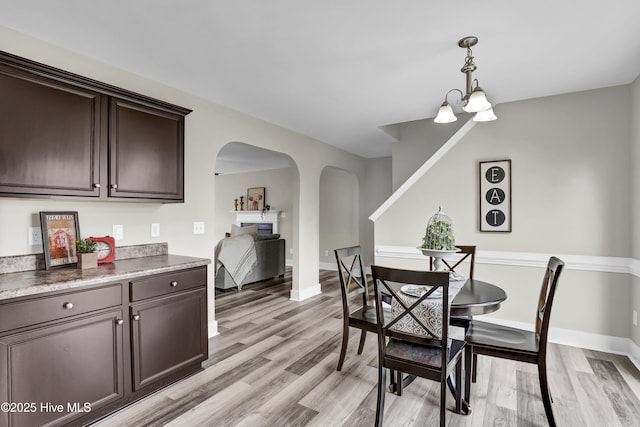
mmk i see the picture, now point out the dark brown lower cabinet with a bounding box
[0,266,208,427]
[131,288,207,391]
[0,309,125,427]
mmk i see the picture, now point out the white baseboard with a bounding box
[630,340,640,371]
[320,261,372,275]
[479,317,640,371]
[290,283,322,301]
[208,320,219,338]
[319,261,337,271]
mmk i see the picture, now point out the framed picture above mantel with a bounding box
[479,160,512,232]
[247,187,265,211]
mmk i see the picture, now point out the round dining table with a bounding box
[451,279,507,317]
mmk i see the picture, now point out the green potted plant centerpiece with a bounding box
[76,238,98,269]
[419,206,457,271]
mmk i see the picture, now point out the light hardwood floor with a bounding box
[93,269,640,426]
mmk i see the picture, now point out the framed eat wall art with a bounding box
[479,160,511,232]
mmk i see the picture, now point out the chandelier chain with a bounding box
[461,46,476,74]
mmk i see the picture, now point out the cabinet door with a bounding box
[0,65,103,198]
[109,98,184,201]
[130,288,207,391]
[0,310,125,427]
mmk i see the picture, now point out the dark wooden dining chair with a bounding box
[464,256,564,427]
[429,245,476,279]
[371,265,465,427]
[430,245,476,336]
[334,246,377,371]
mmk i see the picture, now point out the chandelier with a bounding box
[434,36,497,123]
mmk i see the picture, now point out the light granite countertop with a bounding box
[0,254,211,300]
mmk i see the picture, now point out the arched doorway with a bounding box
[214,141,298,265]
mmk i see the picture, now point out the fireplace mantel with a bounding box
[233,210,280,234]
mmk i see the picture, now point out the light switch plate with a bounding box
[193,222,205,235]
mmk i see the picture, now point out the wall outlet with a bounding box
[193,222,205,235]
[633,310,638,326]
[324,250,329,257]
[281,212,286,218]
[28,227,42,245]
[151,223,160,237]
[113,224,124,241]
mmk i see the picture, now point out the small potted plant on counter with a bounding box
[76,238,98,269]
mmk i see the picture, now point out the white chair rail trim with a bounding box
[375,245,637,276]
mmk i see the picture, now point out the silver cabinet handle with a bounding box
[110,184,118,189]
[116,319,124,325]
[170,281,178,287]
[132,314,140,321]
[62,302,74,310]
[93,183,101,188]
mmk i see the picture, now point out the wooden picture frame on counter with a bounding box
[40,211,81,270]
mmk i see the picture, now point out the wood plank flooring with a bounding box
[93,269,640,426]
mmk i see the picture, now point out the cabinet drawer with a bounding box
[130,267,206,301]
[0,283,122,334]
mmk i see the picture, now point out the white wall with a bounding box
[214,167,295,259]
[319,167,359,268]
[374,85,634,342]
[361,157,392,266]
[632,75,640,346]
[0,26,375,333]
[390,118,466,191]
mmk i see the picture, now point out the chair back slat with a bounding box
[430,245,476,280]
[335,246,369,315]
[536,256,564,352]
[371,265,450,349]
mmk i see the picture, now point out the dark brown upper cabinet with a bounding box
[0,64,104,198]
[0,51,191,203]
[109,99,184,201]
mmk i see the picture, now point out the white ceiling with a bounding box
[2,1,640,159]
